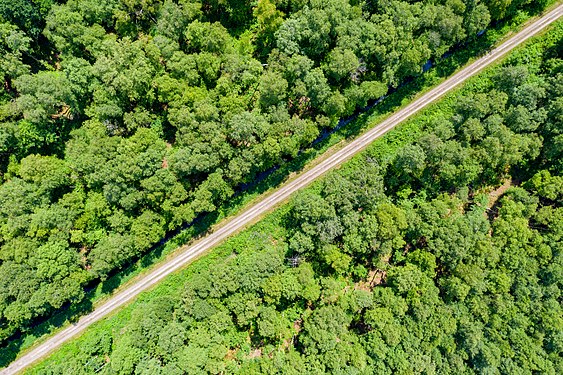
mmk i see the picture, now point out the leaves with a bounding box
[0,0,558,359]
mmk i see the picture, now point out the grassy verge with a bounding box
[3,1,560,369]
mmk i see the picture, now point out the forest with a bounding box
[27,17,563,375]
[0,0,551,343]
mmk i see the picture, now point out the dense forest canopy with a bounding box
[27,21,563,374]
[0,0,553,344]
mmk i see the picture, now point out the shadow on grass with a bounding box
[0,4,549,368]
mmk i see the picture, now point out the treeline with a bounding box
[0,0,550,340]
[28,23,563,374]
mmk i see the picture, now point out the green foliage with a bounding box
[0,0,53,39]
[0,0,557,362]
[0,22,31,82]
[28,28,563,373]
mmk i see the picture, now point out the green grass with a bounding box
[3,1,560,369]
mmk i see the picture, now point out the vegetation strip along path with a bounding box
[3,4,563,374]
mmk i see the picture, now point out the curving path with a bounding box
[3,4,562,373]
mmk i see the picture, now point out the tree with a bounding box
[88,233,136,276]
[325,48,359,83]
[87,37,159,125]
[44,4,107,57]
[300,305,351,355]
[228,111,270,145]
[463,0,491,39]
[185,20,231,54]
[19,154,71,196]
[0,22,31,84]
[303,68,331,109]
[257,306,290,343]
[0,0,53,39]
[254,0,285,54]
[156,0,201,42]
[485,0,513,20]
[392,144,427,179]
[259,71,288,109]
[14,71,77,126]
